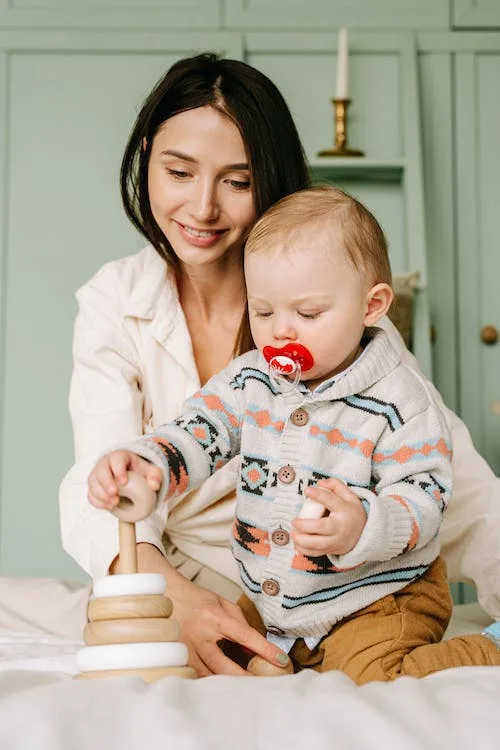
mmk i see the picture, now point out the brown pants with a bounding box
[238,557,500,685]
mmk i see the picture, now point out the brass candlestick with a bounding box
[317,98,364,157]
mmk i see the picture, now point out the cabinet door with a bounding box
[0,34,238,580]
[452,1,500,28]
[455,50,500,474]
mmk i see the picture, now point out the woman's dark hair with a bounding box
[120,52,310,353]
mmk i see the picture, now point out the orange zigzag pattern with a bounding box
[245,407,284,432]
[309,425,374,458]
[373,438,452,465]
[193,392,240,428]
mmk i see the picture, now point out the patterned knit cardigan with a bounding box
[124,328,453,640]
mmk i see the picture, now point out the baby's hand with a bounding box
[87,450,162,511]
[291,478,367,557]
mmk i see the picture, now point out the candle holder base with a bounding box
[317,98,364,159]
[317,146,364,157]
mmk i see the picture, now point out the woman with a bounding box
[59,52,500,677]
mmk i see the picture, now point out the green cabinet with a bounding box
[452,1,500,28]
[455,45,500,474]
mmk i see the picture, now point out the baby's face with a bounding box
[245,232,374,389]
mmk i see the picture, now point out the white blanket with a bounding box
[0,664,500,749]
[0,577,499,749]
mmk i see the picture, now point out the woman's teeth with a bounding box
[183,226,219,238]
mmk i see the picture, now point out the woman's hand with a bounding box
[88,450,162,511]
[291,477,367,557]
[115,543,289,677]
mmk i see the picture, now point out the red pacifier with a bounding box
[263,344,314,375]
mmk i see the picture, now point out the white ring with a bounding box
[92,573,167,598]
[77,642,188,672]
[297,499,325,520]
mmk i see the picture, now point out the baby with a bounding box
[88,185,500,682]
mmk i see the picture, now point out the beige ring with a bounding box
[74,665,197,682]
[83,617,180,646]
[88,594,173,622]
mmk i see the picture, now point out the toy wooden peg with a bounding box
[114,472,158,574]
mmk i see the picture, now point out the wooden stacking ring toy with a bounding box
[74,472,197,682]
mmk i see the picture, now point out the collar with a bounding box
[122,247,197,376]
[260,328,401,401]
[123,245,174,321]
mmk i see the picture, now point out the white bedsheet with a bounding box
[0,577,499,749]
[0,663,499,749]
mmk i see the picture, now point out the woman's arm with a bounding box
[59,267,169,578]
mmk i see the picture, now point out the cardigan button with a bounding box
[277,465,295,484]
[290,408,309,427]
[271,529,290,546]
[262,579,280,596]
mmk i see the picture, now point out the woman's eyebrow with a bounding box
[161,149,248,170]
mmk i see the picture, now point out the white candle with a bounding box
[336,27,349,99]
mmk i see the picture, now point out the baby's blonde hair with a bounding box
[245,184,392,287]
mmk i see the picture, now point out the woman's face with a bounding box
[148,106,256,269]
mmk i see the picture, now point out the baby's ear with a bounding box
[364,283,394,326]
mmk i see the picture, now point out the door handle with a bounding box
[480,325,498,345]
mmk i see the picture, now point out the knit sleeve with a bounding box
[118,365,244,506]
[328,396,453,568]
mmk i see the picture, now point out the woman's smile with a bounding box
[174,220,227,248]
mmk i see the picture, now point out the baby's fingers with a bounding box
[88,472,118,510]
[127,455,163,491]
[108,451,132,486]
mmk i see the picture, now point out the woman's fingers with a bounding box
[186,648,214,678]
[218,617,290,670]
[198,643,249,677]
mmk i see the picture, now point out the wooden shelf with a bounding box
[309,158,405,183]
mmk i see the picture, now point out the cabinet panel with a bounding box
[453,1,500,29]
[0,0,221,29]
[0,36,238,579]
[455,51,500,474]
[418,54,457,412]
[247,48,402,261]
[225,1,449,30]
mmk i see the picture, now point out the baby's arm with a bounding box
[327,398,453,569]
[293,383,452,565]
[88,367,244,510]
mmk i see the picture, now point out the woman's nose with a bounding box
[189,180,220,222]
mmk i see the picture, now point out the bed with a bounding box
[0,576,499,749]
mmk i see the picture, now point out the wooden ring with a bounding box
[88,594,172,622]
[83,617,180,646]
[112,471,157,522]
[74,665,197,682]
